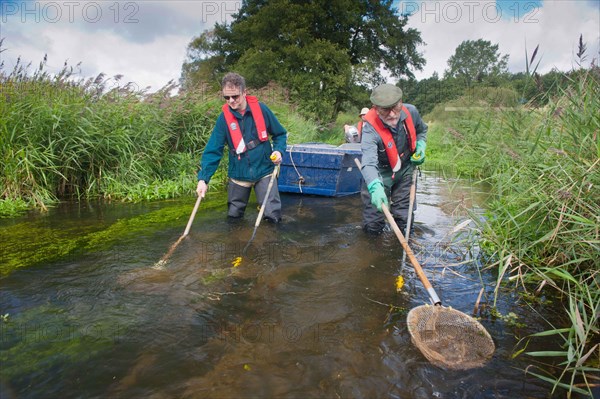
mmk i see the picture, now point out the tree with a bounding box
[397,72,468,116]
[445,39,509,87]
[180,31,225,89]
[181,0,425,121]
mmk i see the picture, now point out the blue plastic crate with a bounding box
[278,143,363,196]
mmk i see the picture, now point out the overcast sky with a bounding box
[1,0,599,91]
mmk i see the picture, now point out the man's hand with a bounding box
[270,151,282,164]
[411,140,426,165]
[367,179,388,212]
[196,180,207,198]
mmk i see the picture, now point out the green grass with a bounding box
[0,57,326,216]
[0,58,252,214]
[429,67,599,397]
[0,198,29,218]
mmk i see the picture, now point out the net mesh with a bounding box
[407,305,495,369]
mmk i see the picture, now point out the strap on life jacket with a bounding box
[222,95,268,155]
[403,107,417,153]
[363,106,417,173]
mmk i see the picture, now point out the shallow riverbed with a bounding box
[0,172,567,398]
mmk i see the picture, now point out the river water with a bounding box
[1,172,569,398]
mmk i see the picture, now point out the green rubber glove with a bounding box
[367,179,388,212]
[411,140,426,165]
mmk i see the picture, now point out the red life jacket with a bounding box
[363,106,416,172]
[222,95,268,154]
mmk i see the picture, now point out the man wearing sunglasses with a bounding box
[196,72,287,222]
[358,84,427,235]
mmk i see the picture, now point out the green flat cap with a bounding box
[370,84,403,107]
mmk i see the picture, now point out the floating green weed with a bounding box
[200,268,231,285]
[0,222,93,275]
[0,196,225,276]
[84,199,218,250]
[0,304,119,381]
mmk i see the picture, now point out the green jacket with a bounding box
[198,101,287,183]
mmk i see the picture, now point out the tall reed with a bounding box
[0,54,226,215]
[1,52,321,218]
[441,67,599,397]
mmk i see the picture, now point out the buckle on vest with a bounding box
[246,139,259,150]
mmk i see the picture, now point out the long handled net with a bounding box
[353,157,495,368]
[234,164,280,265]
[153,195,202,269]
[381,204,495,369]
[407,305,495,369]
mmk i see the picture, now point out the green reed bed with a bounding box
[435,69,599,397]
[0,56,320,218]
[0,58,221,216]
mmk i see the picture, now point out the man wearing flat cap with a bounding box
[358,83,427,234]
[344,107,370,143]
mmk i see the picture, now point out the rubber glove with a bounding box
[411,140,426,165]
[367,179,388,212]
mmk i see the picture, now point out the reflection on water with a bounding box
[0,172,566,398]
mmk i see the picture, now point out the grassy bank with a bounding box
[426,68,599,397]
[1,60,205,216]
[0,59,321,218]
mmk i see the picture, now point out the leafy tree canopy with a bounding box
[444,39,509,87]
[181,0,425,121]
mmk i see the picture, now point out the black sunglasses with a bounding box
[223,94,241,101]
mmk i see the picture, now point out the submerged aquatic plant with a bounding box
[0,196,224,276]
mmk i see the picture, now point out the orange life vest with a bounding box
[222,95,268,154]
[363,106,416,172]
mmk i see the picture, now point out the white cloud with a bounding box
[403,0,600,79]
[0,0,242,91]
[1,0,598,90]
